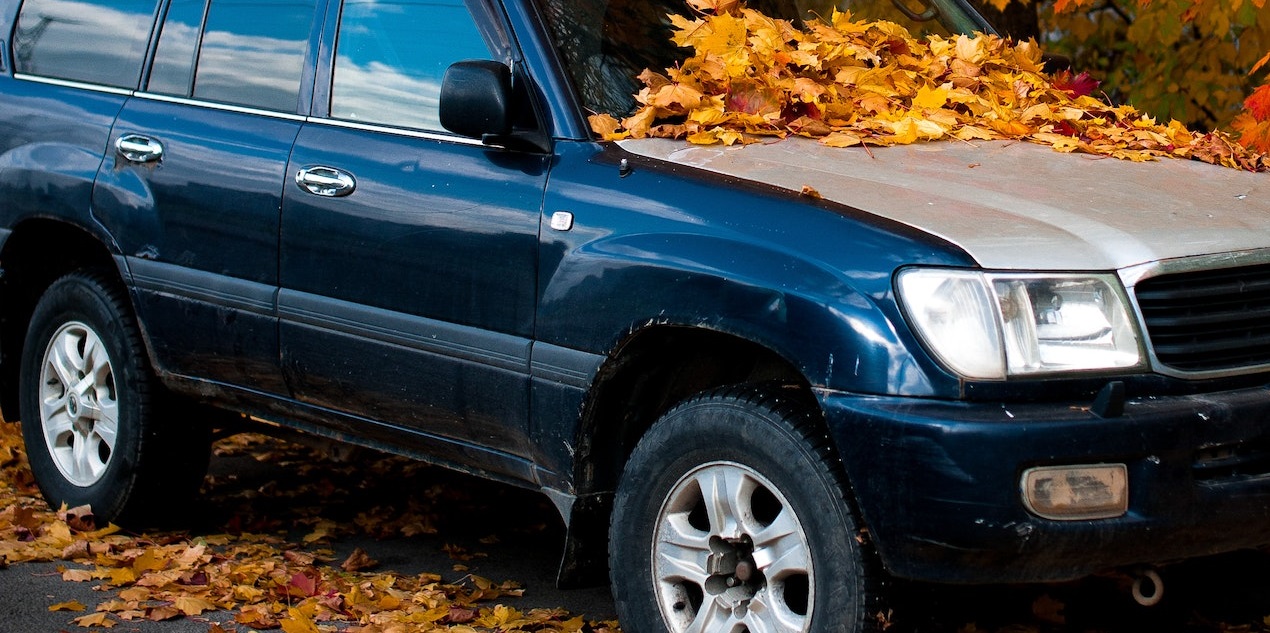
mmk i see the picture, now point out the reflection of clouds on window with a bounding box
[332,61,441,129]
[13,0,158,88]
[332,61,443,130]
[330,0,491,132]
[192,0,316,112]
[195,31,304,110]
[148,2,203,96]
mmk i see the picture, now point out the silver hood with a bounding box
[619,137,1270,271]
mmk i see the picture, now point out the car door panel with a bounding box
[280,123,546,456]
[91,0,322,392]
[276,0,546,456]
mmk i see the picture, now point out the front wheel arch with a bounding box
[609,385,887,633]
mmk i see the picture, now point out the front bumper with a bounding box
[820,384,1270,583]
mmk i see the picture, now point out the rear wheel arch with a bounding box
[17,269,211,524]
[0,219,123,421]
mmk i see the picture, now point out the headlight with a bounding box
[896,269,1143,380]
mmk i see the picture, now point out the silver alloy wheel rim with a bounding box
[39,321,119,487]
[653,461,813,633]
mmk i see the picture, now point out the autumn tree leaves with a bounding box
[589,0,1268,170]
[1014,0,1270,152]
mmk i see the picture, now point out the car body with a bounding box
[0,0,1268,630]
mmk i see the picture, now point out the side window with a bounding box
[12,0,160,88]
[330,0,494,131]
[183,0,317,111]
[148,0,208,96]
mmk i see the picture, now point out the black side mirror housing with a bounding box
[440,60,513,139]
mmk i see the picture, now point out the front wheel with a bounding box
[18,271,209,524]
[610,386,884,633]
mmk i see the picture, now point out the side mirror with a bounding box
[440,60,513,139]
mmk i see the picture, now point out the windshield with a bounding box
[537,0,985,116]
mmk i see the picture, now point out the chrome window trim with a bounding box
[14,73,134,96]
[304,116,489,147]
[16,74,493,145]
[134,92,309,121]
[1119,248,1270,380]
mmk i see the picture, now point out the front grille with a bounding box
[1135,263,1270,372]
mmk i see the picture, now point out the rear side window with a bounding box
[12,0,160,88]
[147,0,317,112]
[329,0,494,131]
[147,0,207,96]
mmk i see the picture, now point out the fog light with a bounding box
[1021,464,1128,520]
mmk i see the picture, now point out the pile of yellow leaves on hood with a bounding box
[589,1,1269,172]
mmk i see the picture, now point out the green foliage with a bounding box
[1013,0,1269,130]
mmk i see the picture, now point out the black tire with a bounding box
[18,271,209,525]
[610,386,885,633]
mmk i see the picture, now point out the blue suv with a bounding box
[1,0,1269,631]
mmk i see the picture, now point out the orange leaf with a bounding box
[1233,113,1270,153]
[1253,50,1270,76]
[1243,83,1270,122]
[61,568,93,582]
[146,606,181,621]
[48,600,87,612]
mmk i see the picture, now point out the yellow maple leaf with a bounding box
[621,107,658,138]
[820,131,865,147]
[911,84,948,110]
[118,586,150,602]
[48,600,87,612]
[953,125,998,140]
[280,604,325,633]
[650,83,706,110]
[1033,132,1082,152]
[173,595,217,616]
[131,549,166,573]
[108,566,138,585]
[72,612,116,628]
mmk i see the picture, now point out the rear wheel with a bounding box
[19,271,209,524]
[610,386,884,633]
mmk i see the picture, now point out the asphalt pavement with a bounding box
[6,433,1270,632]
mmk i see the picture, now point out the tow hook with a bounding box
[1130,568,1164,607]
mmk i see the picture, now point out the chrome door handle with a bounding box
[115,134,164,163]
[296,166,356,197]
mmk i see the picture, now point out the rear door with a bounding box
[278,0,548,459]
[93,0,324,393]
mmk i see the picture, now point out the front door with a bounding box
[278,0,548,458]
